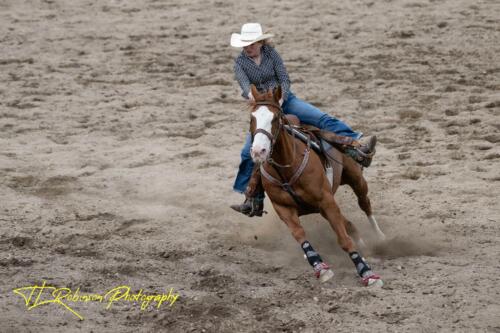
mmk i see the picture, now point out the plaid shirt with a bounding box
[234,45,291,101]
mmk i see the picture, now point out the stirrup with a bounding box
[359,135,377,158]
[355,148,374,159]
[345,149,373,168]
[350,136,376,167]
[230,198,266,217]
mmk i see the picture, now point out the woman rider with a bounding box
[229,23,376,217]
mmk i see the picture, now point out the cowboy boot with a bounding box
[230,194,265,217]
[318,131,376,167]
[230,165,266,217]
[345,135,377,167]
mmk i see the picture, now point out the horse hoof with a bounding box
[314,262,334,283]
[361,274,384,288]
[319,269,334,283]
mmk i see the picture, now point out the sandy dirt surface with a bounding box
[1,0,499,332]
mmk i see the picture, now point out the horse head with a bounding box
[249,84,282,163]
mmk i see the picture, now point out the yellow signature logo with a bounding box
[13,280,180,320]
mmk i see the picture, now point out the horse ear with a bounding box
[250,84,259,99]
[274,85,282,103]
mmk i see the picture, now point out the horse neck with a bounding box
[270,124,301,169]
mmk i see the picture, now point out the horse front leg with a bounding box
[319,194,384,287]
[272,203,334,283]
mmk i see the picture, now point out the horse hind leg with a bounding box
[272,203,334,283]
[345,167,386,241]
[319,195,383,287]
[324,151,368,247]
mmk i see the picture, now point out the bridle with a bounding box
[252,101,282,163]
[251,100,314,210]
[251,100,296,168]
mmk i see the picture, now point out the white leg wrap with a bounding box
[368,215,386,241]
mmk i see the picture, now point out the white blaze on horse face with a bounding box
[251,106,274,163]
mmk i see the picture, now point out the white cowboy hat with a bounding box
[230,23,274,48]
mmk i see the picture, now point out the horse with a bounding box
[247,84,385,286]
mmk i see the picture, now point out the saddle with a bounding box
[281,115,364,169]
[284,125,351,162]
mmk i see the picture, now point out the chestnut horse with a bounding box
[248,84,384,286]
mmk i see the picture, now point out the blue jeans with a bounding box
[233,92,361,194]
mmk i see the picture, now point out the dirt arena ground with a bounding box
[1,0,499,332]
